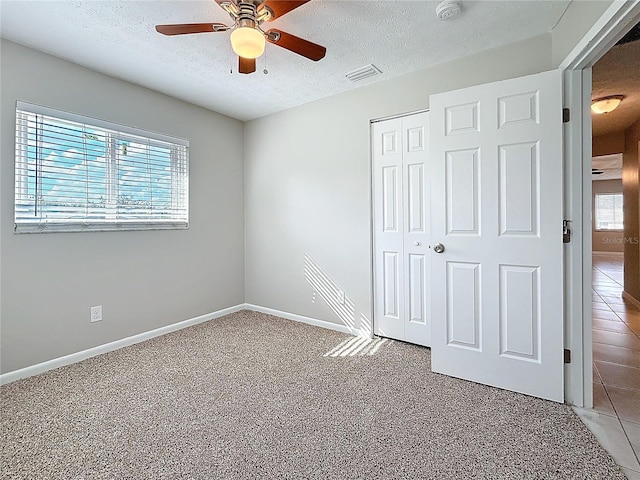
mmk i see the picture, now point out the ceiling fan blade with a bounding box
[259,0,310,21]
[155,23,228,36]
[266,29,326,61]
[239,57,256,74]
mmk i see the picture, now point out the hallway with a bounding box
[576,253,640,478]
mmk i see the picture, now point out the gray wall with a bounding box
[1,40,245,374]
[1,0,614,373]
[592,179,624,252]
[244,34,553,333]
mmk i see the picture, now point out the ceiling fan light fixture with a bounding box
[230,26,265,59]
[591,95,624,114]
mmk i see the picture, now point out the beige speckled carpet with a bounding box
[1,310,625,479]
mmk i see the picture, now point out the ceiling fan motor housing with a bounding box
[237,2,258,25]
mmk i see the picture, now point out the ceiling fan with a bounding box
[155,0,326,74]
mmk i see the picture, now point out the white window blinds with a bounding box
[14,101,189,233]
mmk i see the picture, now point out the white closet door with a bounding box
[373,118,405,342]
[429,70,563,402]
[403,113,430,346]
[373,112,430,346]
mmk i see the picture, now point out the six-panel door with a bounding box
[429,70,564,402]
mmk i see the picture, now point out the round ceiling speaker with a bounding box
[436,0,462,21]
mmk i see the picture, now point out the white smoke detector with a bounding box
[436,0,462,21]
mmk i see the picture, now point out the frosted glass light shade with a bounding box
[591,96,623,114]
[230,27,265,59]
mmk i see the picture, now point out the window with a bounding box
[594,193,623,230]
[14,101,189,233]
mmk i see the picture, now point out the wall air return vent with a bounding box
[345,64,382,82]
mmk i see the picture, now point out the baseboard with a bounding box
[0,304,245,386]
[2,303,361,386]
[622,291,640,310]
[244,303,361,337]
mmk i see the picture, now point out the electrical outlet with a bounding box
[90,305,102,323]
[338,290,346,305]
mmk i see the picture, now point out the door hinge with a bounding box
[563,220,572,243]
[564,348,571,364]
[563,108,570,123]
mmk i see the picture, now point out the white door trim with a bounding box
[560,0,640,407]
[371,108,430,124]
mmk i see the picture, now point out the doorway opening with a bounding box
[561,0,640,409]
[588,22,640,455]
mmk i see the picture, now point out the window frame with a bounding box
[14,101,189,234]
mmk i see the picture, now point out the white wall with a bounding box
[0,40,245,373]
[244,34,553,333]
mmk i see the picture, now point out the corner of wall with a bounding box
[241,119,249,305]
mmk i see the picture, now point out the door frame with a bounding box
[560,0,640,407]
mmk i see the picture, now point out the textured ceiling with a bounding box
[1,0,571,121]
[592,39,640,137]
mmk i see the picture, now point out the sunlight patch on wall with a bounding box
[304,253,356,331]
[359,313,373,337]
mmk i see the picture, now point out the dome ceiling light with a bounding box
[591,95,624,114]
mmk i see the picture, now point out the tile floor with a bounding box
[574,252,640,479]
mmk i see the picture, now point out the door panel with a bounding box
[408,253,426,325]
[430,70,563,402]
[446,262,481,350]
[446,149,479,235]
[499,143,538,236]
[382,166,400,232]
[499,265,539,361]
[383,252,400,318]
[407,163,425,233]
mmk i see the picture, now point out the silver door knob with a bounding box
[414,241,420,246]
[433,243,445,254]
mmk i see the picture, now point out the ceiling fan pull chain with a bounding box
[230,42,234,74]
[263,47,268,74]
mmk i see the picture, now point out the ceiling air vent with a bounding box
[345,64,382,82]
